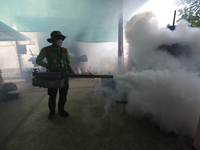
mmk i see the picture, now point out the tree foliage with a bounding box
[176,0,193,5]
[176,0,200,27]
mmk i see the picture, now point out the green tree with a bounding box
[176,0,193,5]
[176,0,200,27]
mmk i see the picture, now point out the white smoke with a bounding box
[94,11,200,138]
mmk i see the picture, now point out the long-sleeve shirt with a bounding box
[36,45,72,73]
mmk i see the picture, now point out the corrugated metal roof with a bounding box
[0,21,30,41]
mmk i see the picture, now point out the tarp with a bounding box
[0,0,147,42]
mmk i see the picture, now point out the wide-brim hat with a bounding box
[47,31,66,43]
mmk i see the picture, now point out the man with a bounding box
[36,31,73,120]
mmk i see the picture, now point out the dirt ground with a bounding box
[0,78,193,150]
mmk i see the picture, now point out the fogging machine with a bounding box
[32,69,113,88]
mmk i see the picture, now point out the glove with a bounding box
[46,65,58,72]
[67,66,74,74]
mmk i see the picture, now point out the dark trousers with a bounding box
[47,78,69,112]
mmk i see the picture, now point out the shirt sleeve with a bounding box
[36,48,48,67]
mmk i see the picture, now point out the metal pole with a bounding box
[172,10,176,27]
[118,0,124,73]
[33,72,113,79]
[172,10,176,30]
[0,69,3,85]
[15,41,24,79]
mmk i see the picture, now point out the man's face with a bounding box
[56,40,63,47]
[52,37,64,47]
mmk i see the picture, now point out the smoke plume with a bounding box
[94,11,200,138]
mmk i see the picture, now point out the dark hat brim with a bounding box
[47,38,53,43]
